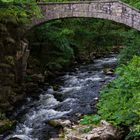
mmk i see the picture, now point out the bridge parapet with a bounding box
[31,0,140,31]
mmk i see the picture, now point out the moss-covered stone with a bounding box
[0,74,15,86]
[0,63,11,69]
[0,119,14,134]
[0,23,8,34]
[4,56,15,66]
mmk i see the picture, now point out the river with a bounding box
[5,54,117,140]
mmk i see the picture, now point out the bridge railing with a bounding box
[38,0,119,4]
[37,0,140,12]
[0,0,139,15]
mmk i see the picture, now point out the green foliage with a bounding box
[25,75,32,82]
[28,18,127,74]
[126,124,140,140]
[118,31,140,64]
[80,114,101,125]
[121,0,140,9]
[28,20,75,72]
[97,56,140,139]
[0,0,42,23]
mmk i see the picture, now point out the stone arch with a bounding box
[20,0,140,82]
[29,0,140,31]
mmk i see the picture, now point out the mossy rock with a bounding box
[3,37,15,45]
[2,37,16,55]
[53,92,64,102]
[0,119,14,134]
[0,86,15,101]
[0,23,8,33]
[0,63,11,69]
[1,16,19,28]
[0,73,15,85]
[7,138,22,140]
[0,63,13,76]
[0,102,13,112]
[4,56,15,66]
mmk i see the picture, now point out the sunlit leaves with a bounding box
[80,115,101,125]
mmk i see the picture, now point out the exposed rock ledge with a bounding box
[48,119,124,140]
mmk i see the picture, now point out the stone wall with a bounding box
[31,0,140,31]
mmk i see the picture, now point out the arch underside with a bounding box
[31,1,140,31]
[32,14,138,31]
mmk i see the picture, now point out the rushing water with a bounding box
[5,54,117,140]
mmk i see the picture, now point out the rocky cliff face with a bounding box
[0,18,29,113]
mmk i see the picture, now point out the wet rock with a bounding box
[0,120,13,134]
[3,37,16,56]
[25,82,39,92]
[85,133,100,140]
[0,102,13,112]
[49,138,64,140]
[10,93,25,105]
[48,119,72,128]
[42,83,50,90]
[31,73,45,83]
[0,86,15,112]
[53,92,64,101]
[67,135,85,140]
[0,23,8,33]
[7,138,22,140]
[4,37,15,45]
[103,68,114,75]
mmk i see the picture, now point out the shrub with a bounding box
[118,32,140,64]
[97,56,140,139]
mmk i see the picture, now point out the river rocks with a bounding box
[61,120,123,140]
[31,73,45,83]
[24,82,39,97]
[53,92,64,101]
[0,120,14,134]
[85,120,123,140]
[103,68,114,75]
[67,135,85,140]
[48,119,72,128]
[7,138,22,140]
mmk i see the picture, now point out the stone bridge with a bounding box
[30,0,140,31]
